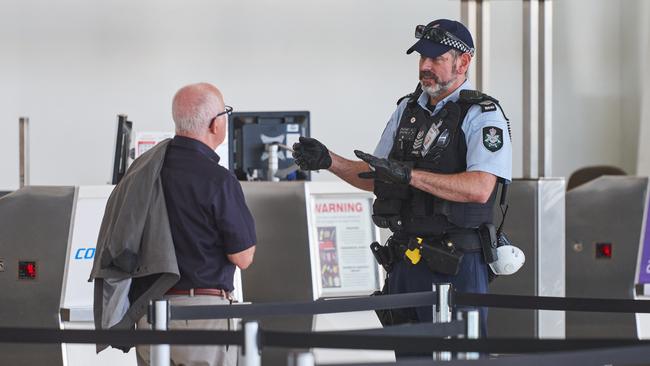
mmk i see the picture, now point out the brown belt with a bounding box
[166,288,228,297]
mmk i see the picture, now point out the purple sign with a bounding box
[639,194,650,284]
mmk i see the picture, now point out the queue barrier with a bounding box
[148,284,479,365]
[146,283,650,365]
[166,290,650,321]
[2,286,650,365]
[2,326,650,365]
[331,344,650,366]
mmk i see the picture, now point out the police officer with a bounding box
[293,19,511,337]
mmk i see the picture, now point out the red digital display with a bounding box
[596,243,612,259]
[18,261,37,279]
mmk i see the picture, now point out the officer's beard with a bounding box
[420,67,459,100]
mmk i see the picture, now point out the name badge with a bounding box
[420,120,443,157]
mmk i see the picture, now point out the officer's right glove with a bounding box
[354,150,412,185]
[292,136,332,170]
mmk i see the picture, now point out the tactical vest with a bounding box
[372,85,508,237]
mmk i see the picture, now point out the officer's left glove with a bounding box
[292,136,332,170]
[354,150,411,185]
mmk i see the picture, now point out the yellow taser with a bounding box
[404,238,423,265]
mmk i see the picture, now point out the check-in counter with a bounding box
[0,186,137,365]
[240,181,391,364]
[0,186,246,365]
[488,178,566,339]
[565,176,650,339]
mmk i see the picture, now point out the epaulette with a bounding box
[458,90,500,111]
[458,89,511,139]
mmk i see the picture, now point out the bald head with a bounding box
[172,83,224,137]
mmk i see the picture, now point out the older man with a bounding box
[293,19,512,339]
[92,83,255,365]
[136,83,256,366]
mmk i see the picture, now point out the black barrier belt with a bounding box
[330,344,650,366]
[454,292,650,313]
[262,332,650,353]
[0,328,243,346]
[327,320,466,338]
[170,291,435,320]
[170,291,650,321]
[1,327,650,355]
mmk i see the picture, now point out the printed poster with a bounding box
[318,226,341,288]
[312,196,379,296]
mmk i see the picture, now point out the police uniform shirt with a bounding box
[374,80,512,182]
[162,136,256,292]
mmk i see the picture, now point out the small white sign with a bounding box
[135,131,229,169]
[286,133,301,149]
[135,131,174,157]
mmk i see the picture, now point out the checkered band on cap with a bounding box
[435,36,475,56]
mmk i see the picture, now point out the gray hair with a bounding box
[449,49,470,77]
[171,83,223,136]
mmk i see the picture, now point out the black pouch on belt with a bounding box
[370,241,395,272]
[420,240,464,276]
[478,223,499,264]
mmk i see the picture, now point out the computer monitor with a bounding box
[229,111,310,181]
[111,114,133,185]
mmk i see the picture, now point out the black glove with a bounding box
[354,150,411,184]
[292,136,332,170]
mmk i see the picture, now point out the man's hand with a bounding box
[354,150,411,185]
[292,137,332,170]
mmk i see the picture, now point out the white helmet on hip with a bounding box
[489,244,525,275]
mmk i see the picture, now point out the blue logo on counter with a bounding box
[74,248,96,260]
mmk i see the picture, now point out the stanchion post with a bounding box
[456,309,480,360]
[19,117,30,188]
[150,300,170,366]
[433,283,452,361]
[466,310,480,360]
[241,321,261,366]
[288,351,315,366]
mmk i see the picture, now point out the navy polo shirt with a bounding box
[162,136,256,292]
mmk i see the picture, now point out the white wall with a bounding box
[553,0,621,178]
[0,0,459,189]
[1,0,648,189]
[553,0,647,178]
[487,0,523,178]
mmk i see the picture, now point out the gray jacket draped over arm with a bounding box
[89,139,179,352]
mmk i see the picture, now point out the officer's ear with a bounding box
[455,53,472,76]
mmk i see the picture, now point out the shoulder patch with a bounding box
[483,126,503,152]
[479,100,497,113]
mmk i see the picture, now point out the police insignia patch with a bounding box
[483,126,503,152]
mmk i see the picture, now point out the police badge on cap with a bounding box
[483,126,503,152]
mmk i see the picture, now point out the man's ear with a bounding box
[456,53,472,75]
[208,118,219,135]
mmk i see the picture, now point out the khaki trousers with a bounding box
[136,294,238,366]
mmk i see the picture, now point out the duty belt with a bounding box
[392,229,483,253]
[371,229,483,273]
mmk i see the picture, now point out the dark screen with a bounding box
[229,111,310,181]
